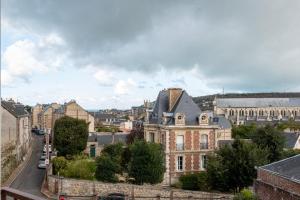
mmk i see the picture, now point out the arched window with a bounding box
[249,110,254,116]
[239,110,244,116]
[229,109,234,116]
[200,134,208,149]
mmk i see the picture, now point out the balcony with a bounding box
[176,143,184,151]
[1,187,46,200]
[200,142,208,149]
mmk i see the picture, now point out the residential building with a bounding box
[214,97,300,125]
[33,100,95,132]
[1,100,31,183]
[255,155,300,200]
[32,104,44,129]
[38,103,61,130]
[85,132,128,157]
[53,100,95,132]
[144,88,232,185]
[90,113,119,126]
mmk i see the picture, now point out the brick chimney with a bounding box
[168,88,182,112]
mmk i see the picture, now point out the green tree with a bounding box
[207,140,269,192]
[95,154,119,182]
[54,116,89,156]
[52,156,68,175]
[251,125,285,162]
[128,140,165,184]
[95,143,124,182]
[232,124,256,139]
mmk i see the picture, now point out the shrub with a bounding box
[179,173,199,190]
[95,154,119,182]
[233,189,257,200]
[62,159,96,180]
[179,172,208,191]
[52,156,68,175]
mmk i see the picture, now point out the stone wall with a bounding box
[47,175,232,199]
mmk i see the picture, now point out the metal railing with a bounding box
[1,187,47,200]
[176,143,184,151]
[200,143,208,149]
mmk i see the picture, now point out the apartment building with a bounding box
[144,88,232,184]
[1,100,31,183]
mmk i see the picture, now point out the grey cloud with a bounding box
[2,0,300,91]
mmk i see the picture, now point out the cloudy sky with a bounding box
[1,0,300,109]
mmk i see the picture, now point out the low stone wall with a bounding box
[47,175,232,199]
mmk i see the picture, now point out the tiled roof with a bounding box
[261,155,300,182]
[283,132,300,149]
[1,100,29,117]
[216,98,300,108]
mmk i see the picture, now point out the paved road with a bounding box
[11,134,47,197]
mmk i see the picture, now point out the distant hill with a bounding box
[192,92,300,111]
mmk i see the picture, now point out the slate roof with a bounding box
[261,155,300,182]
[283,132,300,149]
[149,89,231,128]
[149,90,202,125]
[1,100,29,117]
[88,133,128,146]
[90,113,116,120]
[216,98,300,108]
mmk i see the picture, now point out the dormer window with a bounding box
[199,113,209,125]
[175,113,185,125]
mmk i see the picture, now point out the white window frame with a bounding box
[200,154,207,170]
[177,155,184,171]
[176,135,184,151]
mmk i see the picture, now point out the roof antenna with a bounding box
[222,87,225,95]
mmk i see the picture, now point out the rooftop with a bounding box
[261,154,300,182]
[216,98,300,108]
[1,100,29,117]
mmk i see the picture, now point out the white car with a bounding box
[38,163,46,169]
[43,145,52,153]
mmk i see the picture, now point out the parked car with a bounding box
[99,193,126,200]
[37,130,45,135]
[38,162,46,169]
[43,145,52,153]
[31,128,38,134]
[43,135,52,143]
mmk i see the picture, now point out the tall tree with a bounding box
[128,140,165,184]
[232,124,257,139]
[251,125,285,162]
[126,123,144,144]
[207,139,269,192]
[54,116,89,156]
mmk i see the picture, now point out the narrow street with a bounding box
[10,134,47,198]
